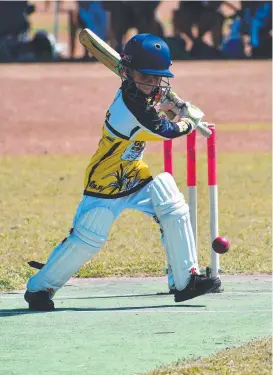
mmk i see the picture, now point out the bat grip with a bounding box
[197,122,212,138]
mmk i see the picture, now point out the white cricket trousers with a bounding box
[27,182,164,293]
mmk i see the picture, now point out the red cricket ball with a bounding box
[212,236,230,254]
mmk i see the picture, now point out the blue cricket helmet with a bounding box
[122,34,174,78]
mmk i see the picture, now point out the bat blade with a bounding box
[79,28,121,76]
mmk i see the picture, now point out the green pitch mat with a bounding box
[0,275,271,375]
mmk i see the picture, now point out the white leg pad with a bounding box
[27,207,114,293]
[150,173,199,291]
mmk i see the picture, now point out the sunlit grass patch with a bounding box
[146,338,272,375]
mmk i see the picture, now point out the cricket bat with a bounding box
[79,28,211,138]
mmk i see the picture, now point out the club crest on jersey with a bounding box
[121,141,146,161]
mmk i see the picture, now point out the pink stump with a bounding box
[187,130,197,250]
[164,140,173,175]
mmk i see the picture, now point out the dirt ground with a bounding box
[0,60,271,156]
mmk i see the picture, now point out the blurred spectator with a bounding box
[0,1,35,40]
[102,1,164,53]
[172,1,225,50]
[221,15,245,58]
[240,1,272,58]
[0,0,61,62]
[221,1,272,58]
[0,30,57,62]
[68,1,108,59]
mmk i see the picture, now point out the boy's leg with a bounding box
[149,173,221,302]
[126,182,194,292]
[127,173,221,302]
[152,215,175,292]
[126,185,184,293]
[25,196,120,310]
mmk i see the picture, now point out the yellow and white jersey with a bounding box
[84,86,192,199]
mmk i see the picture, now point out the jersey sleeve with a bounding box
[122,91,193,141]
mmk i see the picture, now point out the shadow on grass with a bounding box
[0,304,206,316]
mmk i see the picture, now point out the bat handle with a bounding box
[197,122,212,138]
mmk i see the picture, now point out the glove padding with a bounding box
[184,103,204,130]
[156,91,204,130]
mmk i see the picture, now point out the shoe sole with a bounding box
[174,278,222,303]
[28,303,55,311]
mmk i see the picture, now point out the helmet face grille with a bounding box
[121,66,171,110]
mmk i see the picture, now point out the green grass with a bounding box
[146,338,272,375]
[0,152,271,290]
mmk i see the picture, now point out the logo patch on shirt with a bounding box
[121,141,146,161]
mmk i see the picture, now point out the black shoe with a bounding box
[24,290,55,311]
[174,274,221,303]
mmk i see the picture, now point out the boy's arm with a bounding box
[122,91,195,141]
